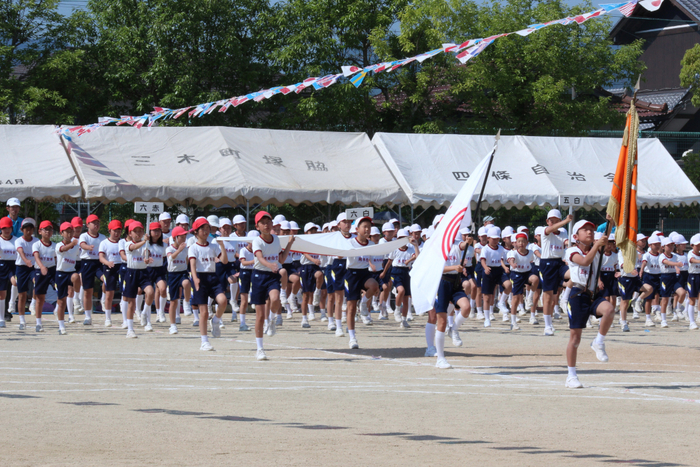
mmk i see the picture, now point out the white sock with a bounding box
[256,337,264,350]
[30,297,36,309]
[447,315,454,327]
[544,314,553,328]
[595,332,605,345]
[84,307,92,319]
[192,306,199,321]
[120,299,127,321]
[67,297,74,317]
[207,297,213,307]
[361,295,367,305]
[126,318,134,331]
[562,286,572,304]
[104,304,111,320]
[348,329,356,339]
[689,305,696,324]
[144,304,152,324]
[435,331,446,359]
[229,283,238,303]
[511,314,517,325]
[488,305,494,316]
[425,323,436,348]
[240,314,246,326]
[10,285,18,308]
[58,320,65,330]
[652,305,661,312]
[335,318,342,328]
[469,298,475,310]
[201,335,209,343]
[308,304,314,314]
[19,314,25,324]
[454,312,466,330]
[568,366,577,378]
[136,294,144,312]
[342,311,347,319]
[661,312,666,322]
[498,293,507,306]
[477,306,483,314]
[36,317,42,326]
[158,296,166,315]
[174,300,181,319]
[0,301,5,322]
[531,311,536,317]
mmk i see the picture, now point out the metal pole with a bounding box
[246,200,250,233]
[569,205,575,245]
[411,205,414,224]
[398,203,402,227]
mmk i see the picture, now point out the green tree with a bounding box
[681,44,700,107]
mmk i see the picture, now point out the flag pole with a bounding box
[461,129,500,265]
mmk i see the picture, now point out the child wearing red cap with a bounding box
[507,233,538,331]
[98,220,123,327]
[55,222,79,334]
[78,214,105,325]
[31,221,57,332]
[0,217,16,327]
[123,221,155,337]
[146,222,168,324]
[69,217,84,318]
[165,226,191,334]
[118,220,133,327]
[14,218,37,330]
[188,217,229,351]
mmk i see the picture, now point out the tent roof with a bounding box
[62,126,407,207]
[372,133,700,209]
[0,125,82,202]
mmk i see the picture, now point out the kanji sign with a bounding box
[134,202,164,214]
[345,207,374,220]
[558,195,584,207]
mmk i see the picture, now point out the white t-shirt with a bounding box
[79,232,106,261]
[15,236,38,267]
[507,249,533,273]
[642,251,661,275]
[541,228,567,259]
[188,241,221,274]
[32,240,56,269]
[378,237,394,260]
[444,242,464,275]
[239,247,255,270]
[460,244,475,268]
[688,251,700,274]
[600,252,618,272]
[480,244,507,268]
[388,245,416,268]
[252,235,282,272]
[678,253,689,272]
[165,244,188,272]
[219,240,238,265]
[99,239,123,265]
[0,235,16,261]
[125,241,148,269]
[566,245,600,292]
[346,237,373,269]
[56,241,79,272]
[300,252,321,266]
[658,252,679,274]
[528,243,541,267]
[148,243,165,268]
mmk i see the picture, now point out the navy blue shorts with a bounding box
[122,268,153,299]
[75,260,82,274]
[539,258,567,292]
[80,259,102,290]
[15,264,33,293]
[510,270,533,296]
[617,276,640,300]
[239,269,253,294]
[379,259,392,287]
[192,272,226,306]
[475,262,484,288]
[660,273,681,298]
[231,258,241,273]
[567,288,607,329]
[687,273,700,298]
[332,259,347,294]
[435,275,467,313]
[391,267,411,296]
[531,264,543,290]
[148,264,168,285]
[345,268,374,301]
[119,264,127,290]
[55,270,73,300]
[103,266,120,292]
[292,260,302,276]
[642,273,661,299]
[250,270,281,305]
[34,267,55,295]
[463,266,475,284]
[282,262,298,277]
[167,270,189,301]
[0,260,13,292]
[600,271,617,298]
[215,261,234,291]
[324,265,335,294]
[678,271,689,291]
[300,264,321,293]
[481,266,507,295]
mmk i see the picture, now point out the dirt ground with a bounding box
[1,310,698,467]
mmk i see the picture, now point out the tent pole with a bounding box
[398,204,402,227]
[328,204,331,223]
[246,200,250,232]
[569,205,575,245]
[411,205,414,224]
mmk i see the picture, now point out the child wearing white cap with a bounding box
[377,222,396,319]
[540,209,573,336]
[686,234,700,330]
[472,226,489,321]
[617,233,646,331]
[672,234,689,321]
[637,234,663,327]
[383,228,418,329]
[657,237,686,328]
[479,226,512,328]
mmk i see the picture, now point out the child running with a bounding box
[31,221,56,332]
[55,222,79,335]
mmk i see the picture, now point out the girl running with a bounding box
[123,221,155,338]
[0,217,16,328]
[165,226,190,335]
[31,221,56,332]
[146,222,168,324]
[98,220,123,327]
[15,218,37,330]
[55,222,79,335]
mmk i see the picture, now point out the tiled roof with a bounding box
[636,88,689,111]
[675,0,700,22]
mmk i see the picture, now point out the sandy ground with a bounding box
[1,309,698,467]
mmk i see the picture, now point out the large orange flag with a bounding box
[607,100,639,273]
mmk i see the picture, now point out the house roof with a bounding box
[675,0,700,22]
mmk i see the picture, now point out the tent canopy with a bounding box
[0,125,82,202]
[62,126,407,207]
[372,133,700,209]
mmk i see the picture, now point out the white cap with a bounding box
[487,226,501,238]
[594,232,603,241]
[175,214,190,225]
[350,223,357,234]
[671,233,688,244]
[652,230,663,237]
[425,226,434,239]
[458,227,470,235]
[382,222,396,232]
[273,214,286,226]
[502,226,514,238]
[572,220,595,235]
[409,224,422,233]
[370,226,381,236]
[219,217,232,227]
[637,233,648,241]
[336,213,347,222]
[669,231,679,238]
[478,226,488,237]
[322,223,329,231]
[21,217,35,227]
[535,226,545,236]
[232,214,246,224]
[690,234,700,245]
[547,209,562,220]
[304,222,316,233]
[389,218,399,224]
[483,215,495,223]
[661,237,674,247]
[432,214,444,227]
[510,233,518,243]
[206,215,220,228]
[608,233,616,241]
[397,228,409,238]
[158,212,171,221]
[517,226,529,233]
[648,234,661,244]
[248,230,260,238]
[289,221,300,230]
[329,220,338,228]
[6,197,20,207]
[280,220,291,230]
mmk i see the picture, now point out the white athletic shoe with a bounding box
[335,326,345,337]
[183,303,193,316]
[256,349,268,361]
[372,300,380,312]
[476,312,485,320]
[144,324,153,332]
[451,328,463,347]
[484,318,491,328]
[83,318,92,326]
[468,310,475,319]
[35,324,43,332]
[645,319,655,327]
[18,323,25,330]
[544,326,554,336]
[308,311,315,321]
[301,317,310,329]
[328,321,336,331]
[219,321,225,330]
[286,310,293,320]
[660,321,669,328]
[399,319,410,329]
[58,328,67,335]
[510,323,520,331]
[140,312,147,326]
[29,301,36,316]
[379,309,388,320]
[104,319,112,328]
[590,341,609,362]
[276,314,284,325]
[689,322,698,330]
[497,302,509,315]
[230,300,240,313]
[0,321,6,328]
[156,313,166,323]
[632,311,640,320]
[68,316,75,324]
[436,358,452,369]
[320,311,327,322]
[502,312,509,322]
[565,376,583,389]
[192,319,200,327]
[200,341,214,351]
[553,310,562,320]
[349,338,359,349]
[394,310,402,322]
[529,316,539,325]
[424,346,437,357]
[622,322,630,332]
[266,319,276,337]
[209,321,219,338]
[361,315,372,325]
[230,312,238,322]
[169,325,178,335]
[126,330,137,338]
[341,314,347,323]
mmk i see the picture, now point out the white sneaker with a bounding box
[468,310,475,319]
[83,318,92,326]
[328,321,335,331]
[529,316,539,325]
[335,326,345,337]
[349,338,359,349]
[497,302,509,315]
[169,325,178,335]
[200,341,214,351]
[192,319,199,327]
[670,312,679,322]
[399,320,410,329]
[632,311,640,319]
[476,312,485,320]
[394,310,402,322]
[104,319,112,328]
[239,323,250,331]
[301,318,310,329]
[144,324,153,332]
[484,318,491,328]
[286,310,293,320]
[502,312,510,322]
[518,308,527,317]
[436,358,452,369]
[183,303,193,316]
[35,324,43,332]
[280,290,288,306]
[406,313,414,322]
[68,316,75,324]
[230,312,238,322]
[276,314,283,325]
[660,321,669,328]
[622,322,630,332]
[313,290,321,307]
[510,323,520,331]
[361,315,372,325]
[341,314,347,323]
[308,311,315,321]
[690,322,698,330]
[256,349,268,361]
[379,309,388,320]
[29,301,36,316]
[126,330,137,338]
[320,311,327,322]
[553,310,562,320]
[424,346,437,357]
[544,326,554,336]
[565,376,583,389]
[156,313,165,323]
[140,313,147,326]
[451,328,463,347]
[590,341,609,362]
[645,319,655,327]
[212,320,222,338]
[230,300,240,313]
[372,300,380,312]
[58,328,67,335]
[266,319,276,337]
[18,323,25,330]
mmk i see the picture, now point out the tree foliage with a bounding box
[681,43,700,107]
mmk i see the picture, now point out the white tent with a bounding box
[372,133,700,209]
[62,126,407,207]
[0,125,82,201]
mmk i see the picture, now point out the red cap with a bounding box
[71,217,83,227]
[128,221,144,232]
[124,219,134,229]
[0,218,12,229]
[255,211,272,225]
[39,220,53,230]
[171,226,187,238]
[192,218,209,231]
[515,232,528,241]
[86,214,99,224]
[357,216,373,226]
[60,222,73,232]
[108,220,123,230]
[149,222,161,231]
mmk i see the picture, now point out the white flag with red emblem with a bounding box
[410,145,494,314]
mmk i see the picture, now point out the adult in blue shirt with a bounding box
[6,198,23,237]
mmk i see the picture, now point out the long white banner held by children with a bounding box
[409,147,493,314]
